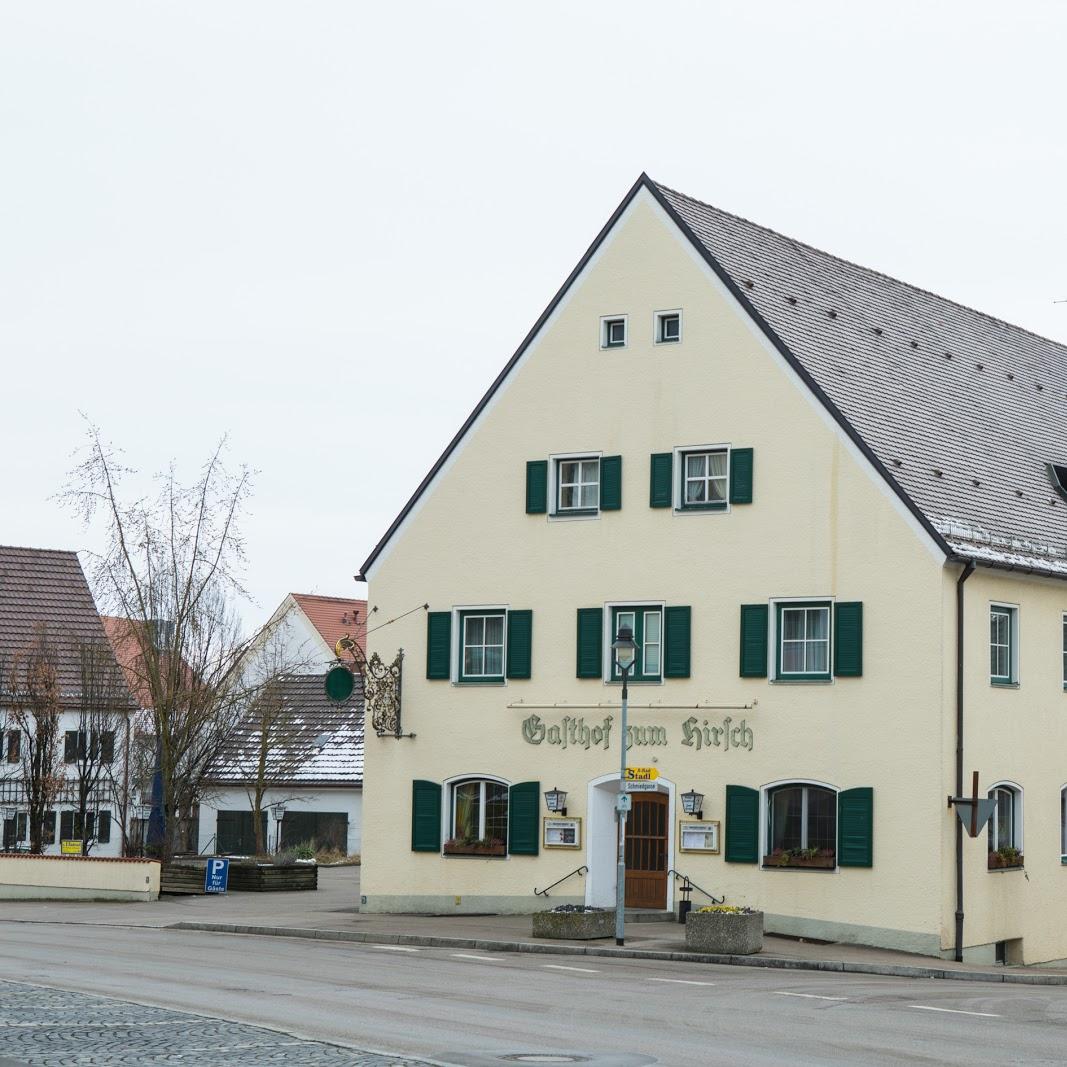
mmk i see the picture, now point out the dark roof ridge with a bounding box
[651,178,1067,355]
[0,544,79,555]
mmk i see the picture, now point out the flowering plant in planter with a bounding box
[443,836,506,856]
[763,847,836,869]
[988,847,1024,870]
[697,905,755,914]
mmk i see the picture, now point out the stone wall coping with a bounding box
[0,854,160,866]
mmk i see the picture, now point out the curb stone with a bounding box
[166,921,1067,987]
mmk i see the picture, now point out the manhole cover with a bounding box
[503,1059,591,1064]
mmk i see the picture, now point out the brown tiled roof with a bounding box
[0,545,135,708]
[290,594,367,656]
[100,615,153,709]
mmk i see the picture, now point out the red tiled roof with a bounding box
[289,593,367,656]
[100,615,152,709]
[0,545,135,709]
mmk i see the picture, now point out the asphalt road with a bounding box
[1,921,1065,1066]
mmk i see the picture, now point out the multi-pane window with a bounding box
[988,784,1021,864]
[557,458,600,512]
[990,605,1016,684]
[6,730,19,763]
[682,450,728,509]
[1062,615,1066,688]
[656,312,681,344]
[767,784,837,859]
[611,606,663,682]
[777,603,831,680]
[451,779,509,845]
[1061,787,1067,864]
[601,317,626,348]
[460,612,506,682]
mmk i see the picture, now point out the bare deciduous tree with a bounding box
[63,425,276,860]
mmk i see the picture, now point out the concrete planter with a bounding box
[532,909,614,940]
[685,910,764,955]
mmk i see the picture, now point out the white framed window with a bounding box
[987,781,1023,866]
[1061,786,1067,864]
[606,602,665,683]
[776,602,832,681]
[556,456,600,513]
[458,610,506,683]
[600,315,627,349]
[1061,614,1066,689]
[655,310,681,344]
[990,603,1018,685]
[759,778,839,870]
[447,777,509,854]
[671,443,732,513]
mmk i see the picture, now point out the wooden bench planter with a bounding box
[226,863,318,892]
[160,863,208,895]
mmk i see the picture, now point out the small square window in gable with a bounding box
[601,316,626,349]
[656,311,681,344]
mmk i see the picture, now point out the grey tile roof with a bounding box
[208,673,364,786]
[654,181,1067,576]
[0,545,135,708]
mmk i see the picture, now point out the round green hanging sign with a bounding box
[324,665,355,703]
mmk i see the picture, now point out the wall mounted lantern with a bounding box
[544,786,568,817]
[681,789,704,820]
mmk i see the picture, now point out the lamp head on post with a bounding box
[544,786,568,817]
[270,803,287,821]
[681,789,704,820]
[612,624,637,674]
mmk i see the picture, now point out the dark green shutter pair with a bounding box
[649,448,754,508]
[411,779,540,855]
[575,606,691,678]
[525,457,622,513]
[426,610,533,680]
[724,785,873,867]
[738,602,863,678]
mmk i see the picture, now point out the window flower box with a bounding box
[763,848,836,870]
[988,848,1024,870]
[533,905,613,940]
[443,837,506,857]
[685,905,764,955]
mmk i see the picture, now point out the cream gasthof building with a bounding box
[359,174,1067,965]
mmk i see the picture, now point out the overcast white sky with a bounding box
[3,1,1066,625]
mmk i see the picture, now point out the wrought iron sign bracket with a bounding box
[328,636,411,739]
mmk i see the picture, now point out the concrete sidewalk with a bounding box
[4,865,1067,987]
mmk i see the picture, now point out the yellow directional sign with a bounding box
[624,766,659,781]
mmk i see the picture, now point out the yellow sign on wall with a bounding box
[624,766,659,781]
[60,839,82,855]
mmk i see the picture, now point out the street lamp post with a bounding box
[612,624,637,947]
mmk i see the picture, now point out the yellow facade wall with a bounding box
[362,190,1065,960]
[0,855,160,901]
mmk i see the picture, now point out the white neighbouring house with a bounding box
[196,593,367,857]
[0,545,139,857]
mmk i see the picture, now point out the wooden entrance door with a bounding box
[624,792,668,909]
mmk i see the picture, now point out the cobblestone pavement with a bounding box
[0,981,438,1066]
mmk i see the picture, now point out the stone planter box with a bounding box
[226,863,318,892]
[532,909,614,940]
[685,910,764,955]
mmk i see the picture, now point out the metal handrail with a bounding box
[534,864,588,897]
[667,868,724,905]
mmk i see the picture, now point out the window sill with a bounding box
[675,504,728,514]
[601,343,626,351]
[605,678,664,686]
[550,509,599,519]
[771,677,833,685]
[761,864,837,873]
[987,865,1025,873]
[990,681,1019,689]
[455,679,506,686]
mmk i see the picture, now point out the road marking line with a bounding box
[649,978,716,987]
[369,945,420,952]
[450,954,504,962]
[542,964,600,974]
[908,1005,1000,1018]
[774,992,849,1001]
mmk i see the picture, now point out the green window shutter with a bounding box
[649,453,673,508]
[663,606,692,678]
[426,611,452,680]
[508,780,540,855]
[576,608,603,678]
[526,460,548,514]
[739,604,768,678]
[506,610,533,679]
[600,455,622,511]
[729,447,754,504]
[411,780,442,852]
[834,602,863,677]
[838,787,873,867]
[725,785,760,863]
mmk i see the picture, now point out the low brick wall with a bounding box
[0,854,160,902]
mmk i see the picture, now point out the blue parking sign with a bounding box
[204,858,229,894]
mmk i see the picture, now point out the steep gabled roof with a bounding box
[207,673,364,786]
[0,546,136,708]
[360,174,1067,581]
[290,593,367,655]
